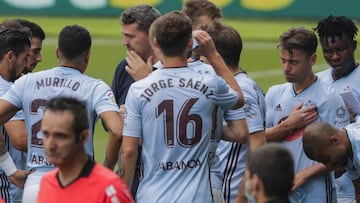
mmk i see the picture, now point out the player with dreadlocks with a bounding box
[315,15,359,203]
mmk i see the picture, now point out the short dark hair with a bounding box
[17,19,46,40]
[121,4,161,34]
[182,0,221,22]
[0,28,31,61]
[58,25,91,59]
[314,15,358,44]
[247,143,294,198]
[208,23,242,69]
[279,27,317,58]
[45,97,89,138]
[151,11,192,57]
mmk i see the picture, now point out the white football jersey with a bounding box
[123,66,239,203]
[1,67,119,171]
[265,78,350,203]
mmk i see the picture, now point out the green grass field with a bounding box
[0,15,358,163]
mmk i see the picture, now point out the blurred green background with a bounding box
[0,15,358,163]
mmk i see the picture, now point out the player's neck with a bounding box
[0,64,11,81]
[59,59,86,73]
[57,154,89,187]
[293,74,317,95]
[162,56,187,69]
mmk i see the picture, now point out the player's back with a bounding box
[124,67,238,203]
[2,66,118,170]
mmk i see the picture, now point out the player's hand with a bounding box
[8,169,32,188]
[291,170,308,192]
[192,30,217,59]
[234,180,247,203]
[125,50,153,81]
[344,102,356,123]
[286,103,318,130]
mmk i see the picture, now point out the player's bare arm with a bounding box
[266,103,318,142]
[120,136,139,188]
[100,111,123,170]
[222,119,249,144]
[0,100,20,127]
[291,163,328,192]
[125,50,153,81]
[4,120,27,152]
[193,30,244,109]
[8,170,32,189]
[352,177,360,203]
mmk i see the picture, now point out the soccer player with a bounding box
[188,25,249,203]
[303,121,360,203]
[183,3,249,202]
[206,24,266,203]
[265,27,350,202]
[17,19,46,74]
[244,143,294,203]
[182,0,222,29]
[0,28,31,203]
[0,25,123,203]
[315,15,359,202]
[37,97,133,203]
[120,11,244,202]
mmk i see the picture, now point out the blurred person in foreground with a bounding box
[37,97,133,203]
[244,143,294,203]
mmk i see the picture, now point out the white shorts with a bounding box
[22,168,53,203]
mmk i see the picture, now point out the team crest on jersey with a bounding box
[105,91,116,103]
[336,106,346,118]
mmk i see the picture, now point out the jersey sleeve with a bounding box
[240,85,265,133]
[99,179,134,203]
[265,86,276,128]
[122,85,142,138]
[210,75,238,110]
[9,110,24,121]
[1,74,27,108]
[92,80,120,115]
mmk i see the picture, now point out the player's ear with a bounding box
[79,129,89,143]
[6,50,15,62]
[252,174,261,192]
[153,38,160,49]
[309,53,317,66]
[84,50,90,64]
[329,134,340,145]
[353,40,357,51]
[55,48,60,59]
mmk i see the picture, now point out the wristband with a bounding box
[0,152,17,176]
